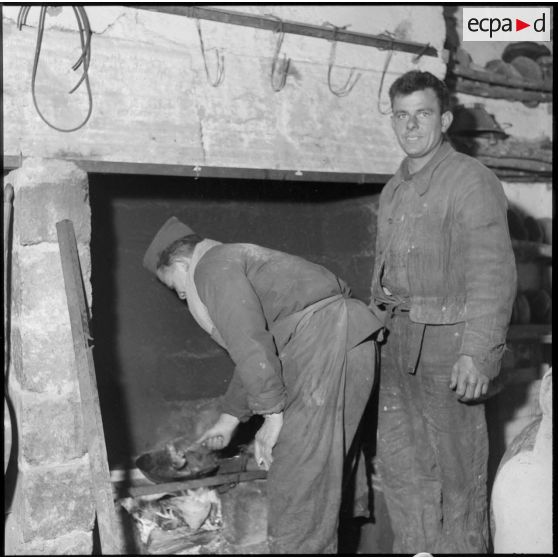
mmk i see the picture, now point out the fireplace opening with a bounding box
[88,172,383,470]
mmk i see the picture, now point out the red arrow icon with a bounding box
[516,19,530,31]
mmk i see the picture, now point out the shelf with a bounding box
[452,64,552,93]
[500,367,541,385]
[478,156,552,175]
[511,240,552,261]
[451,64,552,103]
[507,324,552,344]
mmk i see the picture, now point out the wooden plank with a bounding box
[507,324,552,344]
[468,139,553,165]
[490,171,552,183]
[511,240,552,261]
[452,64,552,92]
[56,220,119,554]
[131,5,438,58]
[120,470,267,498]
[454,76,552,103]
[501,367,541,385]
[3,156,391,185]
[476,156,552,174]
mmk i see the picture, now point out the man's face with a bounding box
[391,87,453,172]
[156,260,189,300]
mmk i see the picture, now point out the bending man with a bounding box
[143,218,382,553]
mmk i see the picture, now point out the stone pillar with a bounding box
[4,158,96,555]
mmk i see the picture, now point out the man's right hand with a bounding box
[195,413,240,450]
[450,354,490,402]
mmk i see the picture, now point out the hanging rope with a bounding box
[195,19,225,87]
[324,22,361,97]
[268,15,291,92]
[17,5,93,133]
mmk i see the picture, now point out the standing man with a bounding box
[370,70,516,554]
[143,219,383,553]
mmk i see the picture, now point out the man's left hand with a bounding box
[450,355,490,402]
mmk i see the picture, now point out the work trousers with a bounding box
[376,313,489,554]
[266,299,376,554]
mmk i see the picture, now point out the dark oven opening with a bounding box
[88,172,382,468]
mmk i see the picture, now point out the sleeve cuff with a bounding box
[248,391,286,415]
[221,396,252,422]
[459,342,507,380]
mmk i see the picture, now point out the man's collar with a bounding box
[401,141,454,196]
[190,238,222,274]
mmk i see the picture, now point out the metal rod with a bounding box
[131,5,438,58]
[118,470,268,498]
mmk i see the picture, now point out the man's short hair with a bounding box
[157,234,204,269]
[389,70,450,113]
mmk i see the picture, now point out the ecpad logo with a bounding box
[463,7,551,42]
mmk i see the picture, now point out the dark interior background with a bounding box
[88,173,383,466]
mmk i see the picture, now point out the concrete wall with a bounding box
[3,5,446,175]
[88,173,381,463]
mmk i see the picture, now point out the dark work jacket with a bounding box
[370,141,517,379]
[195,243,382,417]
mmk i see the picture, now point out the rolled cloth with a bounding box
[143,216,194,274]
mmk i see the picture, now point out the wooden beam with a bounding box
[3,156,390,184]
[131,5,438,58]
[57,220,119,554]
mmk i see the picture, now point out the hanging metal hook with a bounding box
[377,49,394,115]
[195,18,224,87]
[268,15,291,92]
[324,22,361,97]
[17,5,31,30]
[377,31,396,115]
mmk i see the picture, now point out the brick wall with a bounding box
[5,158,96,554]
